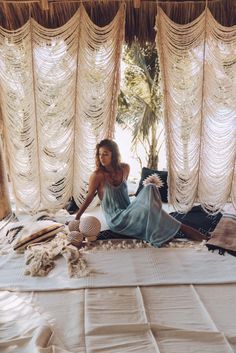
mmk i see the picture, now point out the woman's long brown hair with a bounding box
[95,139,121,171]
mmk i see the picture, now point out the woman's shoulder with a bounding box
[121,163,130,171]
[90,170,105,182]
[92,169,105,177]
[120,163,130,179]
[121,162,130,169]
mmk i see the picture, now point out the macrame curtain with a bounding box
[0,4,125,214]
[156,7,236,213]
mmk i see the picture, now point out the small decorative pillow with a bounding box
[142,173,164,188]
[206,214,236,256]
[135,167,168,202]
[5,220,64,251]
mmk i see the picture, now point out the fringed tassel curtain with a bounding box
[156,7,236,213]
[74,6,124,206]
[0,4,125,214]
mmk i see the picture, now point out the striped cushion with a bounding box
[5,220,64,251]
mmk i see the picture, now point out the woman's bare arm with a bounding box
[75,172,101,220]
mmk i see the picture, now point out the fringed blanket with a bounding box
[1,244,236,291]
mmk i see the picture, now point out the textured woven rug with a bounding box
[1,246,236,291]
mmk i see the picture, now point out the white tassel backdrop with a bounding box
[156,7,236,213]
[0,4,125,213]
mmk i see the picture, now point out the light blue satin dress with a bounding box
[101,180,181,247]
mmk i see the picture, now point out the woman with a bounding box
[75,139,207,247]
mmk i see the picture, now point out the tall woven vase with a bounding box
[0,138,12,220]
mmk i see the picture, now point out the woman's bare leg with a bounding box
[180,224,209,241]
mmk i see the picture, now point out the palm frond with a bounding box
[118,89,130,112]
[131,96,157,146]
[117,42,163,169]
[131,42,154,89]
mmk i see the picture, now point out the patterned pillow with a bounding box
[135,167,168,202]
[5,220,64,251]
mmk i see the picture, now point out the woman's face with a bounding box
[99,147,112,168]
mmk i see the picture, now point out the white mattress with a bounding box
[1,246,236,353]
[1,204,236,353]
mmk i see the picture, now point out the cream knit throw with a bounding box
[24,233,90,277]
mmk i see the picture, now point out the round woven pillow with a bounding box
[68,220,80,232]
[79,216,101,238]
[67,231,84,247]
